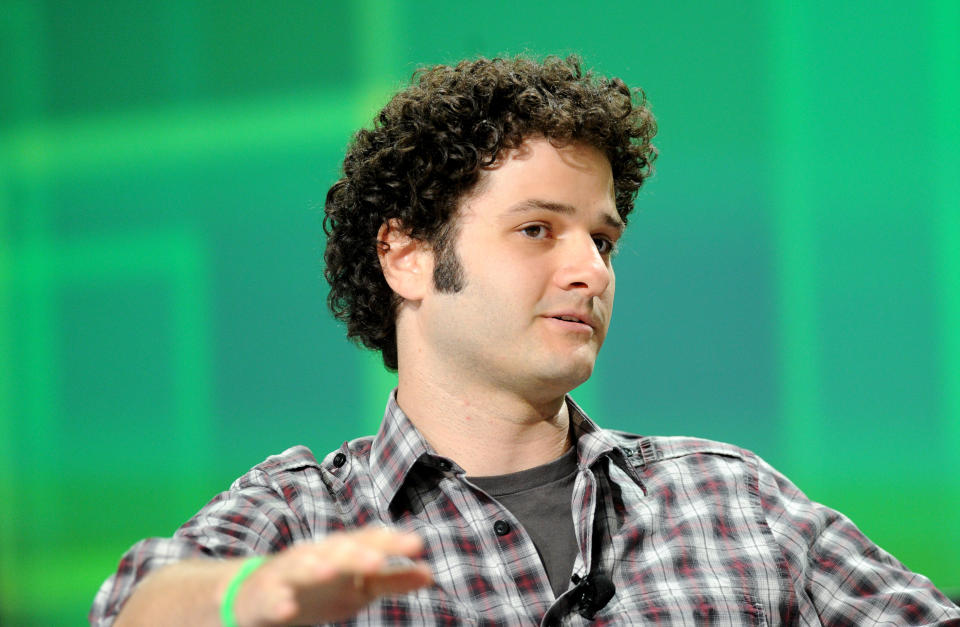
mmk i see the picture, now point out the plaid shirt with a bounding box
[91,393,960,625]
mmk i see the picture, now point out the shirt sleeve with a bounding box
[88,466,306,626]
[755,456,960,625]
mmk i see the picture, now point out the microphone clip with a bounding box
[570,571,615,620]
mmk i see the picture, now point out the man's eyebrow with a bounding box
[505,199,625,233]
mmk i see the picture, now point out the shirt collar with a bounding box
[369,389,438,512]
[369,389,624,510]
[565,395,625,467]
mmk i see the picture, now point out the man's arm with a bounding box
[756,456,960,624]
[91,446,433,626]
[113,527,432,627]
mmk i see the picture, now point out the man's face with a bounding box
[418,137,622,400]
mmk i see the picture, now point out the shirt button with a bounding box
[332,453,347,468]
[493,520,510,536]
[436,459,452,472]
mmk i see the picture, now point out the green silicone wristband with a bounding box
[220,556,267,627]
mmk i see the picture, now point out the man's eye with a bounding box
[522,225,548,238]
[594,237,617,256]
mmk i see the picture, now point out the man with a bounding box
[91,56,959,626]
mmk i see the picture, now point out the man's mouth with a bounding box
[545,313,596,331]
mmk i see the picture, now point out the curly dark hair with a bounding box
[323,54,657,371]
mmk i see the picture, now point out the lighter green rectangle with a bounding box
[8,230,213,606]
[1,87,370,180]
[767,4,821,486]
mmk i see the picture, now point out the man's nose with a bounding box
[554,234,612,297]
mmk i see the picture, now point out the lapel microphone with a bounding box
[570,571,616,619]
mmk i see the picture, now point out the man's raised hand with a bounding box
[228,526,432,626]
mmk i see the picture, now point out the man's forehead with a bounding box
[457,137,618,218]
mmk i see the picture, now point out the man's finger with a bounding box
[357,562,434,599]
[267,558,433,624]
[307,528,425,578]
[349,526,425,557]
[282,528,425,587]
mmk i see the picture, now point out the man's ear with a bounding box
[377,219,432,302]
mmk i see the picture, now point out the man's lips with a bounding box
[542,311,599,329]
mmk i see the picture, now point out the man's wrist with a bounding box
[218,556,267,627]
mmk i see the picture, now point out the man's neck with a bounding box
[394,371,573,477]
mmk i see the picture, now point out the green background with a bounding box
[2,1,958,623]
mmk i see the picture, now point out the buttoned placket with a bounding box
[535,462,601,627]
[458,461,610,627]
[451,473,551,624]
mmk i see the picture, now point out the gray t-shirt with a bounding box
[469,446,579,598]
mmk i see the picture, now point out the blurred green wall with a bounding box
[1,1,958,623]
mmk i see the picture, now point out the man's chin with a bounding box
[525,360,596,399]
